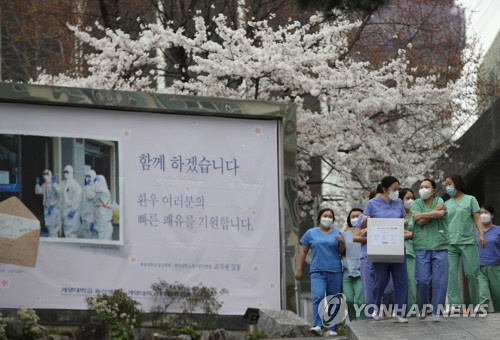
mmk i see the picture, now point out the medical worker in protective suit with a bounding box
[94,175,113,240]
[59,165,82,238]
[80,169,97,239]
[35,169,60,237]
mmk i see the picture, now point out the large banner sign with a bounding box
[0,86,294,314]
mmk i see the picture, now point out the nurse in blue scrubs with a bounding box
[354,176,409,323]
[295,208,345,336]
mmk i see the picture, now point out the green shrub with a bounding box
[85,289,143,340]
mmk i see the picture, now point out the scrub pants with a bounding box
[311,271,343,331]
[448,244,480,305]
[415,250,448,315]
[371,256,408,317]
[360,257,394,312]
[342,275,365,321]
[478,265,500,312]
[406,254,418,315]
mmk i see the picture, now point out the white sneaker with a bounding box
[310,326,322,336]
[327,330,338,336]
[372,313,383,321]
[394,316,408,323]
[432,315,441,322]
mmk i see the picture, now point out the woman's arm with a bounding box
[404,229,413,240]
[295,244,310,280]
[474,212,486,248]
[353,227,367,243]
[414,204,445,226]
[336,234,346,256]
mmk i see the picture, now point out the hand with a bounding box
[36,177,40,185]
[480,233,486,248]
[361,215,369,227]
[413,213,422,221]
[68,210,75,218]
[89,222,94,233]
[85,178,91,185]
[295,269,302,281]
[47,205,54,215]
[335,234,344,242]
[52,176,56,183]
[360,228,368,236]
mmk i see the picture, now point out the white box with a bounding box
[367,218,404,263]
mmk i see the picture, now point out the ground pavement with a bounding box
[280,313,500,340]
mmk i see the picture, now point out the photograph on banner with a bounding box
[0,132,121,245]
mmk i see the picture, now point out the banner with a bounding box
[0,102,281,313]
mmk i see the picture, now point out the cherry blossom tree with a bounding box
[34,12,478,216]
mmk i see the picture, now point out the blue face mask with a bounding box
[446,185,457,197]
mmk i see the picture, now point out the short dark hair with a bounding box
[421,178,437,189]
[399,188,414,200]
[347,208,364,228]
[381,176,400,190]
[368,189,377,200]
[317,208,335,225]
[446,174,467,192]
[482,204,495,216]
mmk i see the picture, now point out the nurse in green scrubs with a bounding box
[444,174,485,308]
[399,188,417,316]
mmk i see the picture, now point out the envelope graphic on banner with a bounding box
[0,196,41,267]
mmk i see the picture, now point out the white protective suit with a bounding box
[59,165,82,238]
[80,169,97,239]
[94,175,113,240]
[34,169,60,237]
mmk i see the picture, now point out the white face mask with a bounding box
[419,188,432,200]
[481,213,491,225]
[43,175,50,182]
[388,190,399,201]
[63,173,70,180]
[320,217,333,228]
[350,218,358,227]
[404,199,414,210]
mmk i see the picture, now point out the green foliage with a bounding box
[150,280,228,330]
[176,325,201,340]
[295,0,386,14]
[85,289,143,340]
[247,330,267,340]
[17,308,46,339]
[0,313,7,340]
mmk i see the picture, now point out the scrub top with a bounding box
[412,197,449,250]
[445,194,480,245]
[405,216,416,257]
[300,227,343,273]
[476,225,500,266]
[355,197,405,255]
[342,227,361,277]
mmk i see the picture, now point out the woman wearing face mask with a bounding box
[353,189,395,319]
[354,176,409,323]
[399,188,417,316]
[341,208,365,321]
[444,174,485,310]
[295,208,345,336]
[476,205,500,312]
[411,179,449,321]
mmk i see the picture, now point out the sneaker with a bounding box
[327,331,338,336]
[432,315,441,322]
[310,326,322,336]
[393,316,408,323]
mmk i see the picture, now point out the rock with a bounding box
[177,334,192,340]
[74,316,112,340]
[256,309,310,338]
[5,317,23,340]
